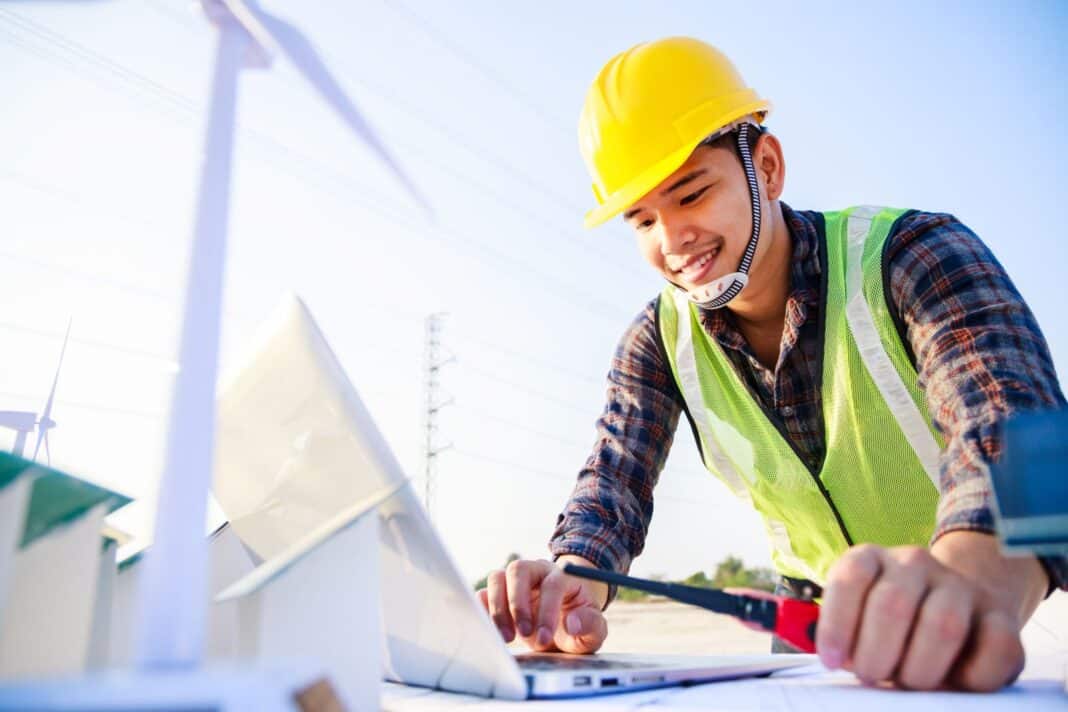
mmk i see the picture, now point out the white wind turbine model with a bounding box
[136,0,427,671]
[0,1,429,708]
[0,320,71,464]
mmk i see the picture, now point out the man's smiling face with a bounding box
[624,138,765,293]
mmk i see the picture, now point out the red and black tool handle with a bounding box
[768,595,820,654]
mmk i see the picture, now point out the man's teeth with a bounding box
[681,248,718,275]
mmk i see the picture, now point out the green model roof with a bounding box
[0,451,132,548]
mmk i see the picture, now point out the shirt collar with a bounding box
[697,202,822,341]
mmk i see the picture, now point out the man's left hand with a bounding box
[816,537,1044,691]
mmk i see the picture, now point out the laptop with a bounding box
[212,294,812,700]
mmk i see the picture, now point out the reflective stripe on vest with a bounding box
[672,285,753,503]
[844,206,941,490]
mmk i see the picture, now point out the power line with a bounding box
[454,447,571,482]
[4,177,623,351]
[453,403,591,451]
[139,0,649,281]
[450,330,603,387]
[142,0,200,30]
[451,403,714,484]
[130,4,645,284]
[386,145,649,283]
[1,167,174,235]
[2,10,632,323]
[0,230,614,395]
[0,241,262,340]
[0,246,175,302]
[0,320,176,368]
[0,13,409,224]
[3,165,419,328]
[4,333,600,448]
[1,13,655,437]
[380,0,573,137]
[0,232,614,395]
[0,253,661,473]
[458,362,593,417]
[1,165,422,323]
[6,0,717,495]
[450,449,722,508]
[0,263,610,453]
[0,10,414,214]
[0,233,621,406]
[0,390,162,420]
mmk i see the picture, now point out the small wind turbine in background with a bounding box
[0,320,71,464]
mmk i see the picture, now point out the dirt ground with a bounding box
[596,593,1068,660]
[502,594,1067,660]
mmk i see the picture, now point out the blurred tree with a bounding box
[683,556,777,593]
[615,585,650,602]
[681,570,713,588]
[473,552,521,590]
[472,554,776,597]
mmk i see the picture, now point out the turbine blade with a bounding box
[40,319,72,424]
[44,432,51,466]
[218,0,278,66]
[253,9,433,218]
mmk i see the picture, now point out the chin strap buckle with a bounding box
[685,272,750,309]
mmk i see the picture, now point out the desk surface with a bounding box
[382,595,1068,711]
[382,658,1067,711]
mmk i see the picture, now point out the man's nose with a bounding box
[658,213,697,255]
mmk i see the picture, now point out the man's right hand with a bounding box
[477,555,609,654]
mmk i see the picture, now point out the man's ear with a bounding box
[755,132,786,201]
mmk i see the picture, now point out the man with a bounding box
[477,36,1066,691]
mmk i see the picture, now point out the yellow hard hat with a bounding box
[578,37,771,228]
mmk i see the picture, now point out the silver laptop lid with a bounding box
[212,294,527,699]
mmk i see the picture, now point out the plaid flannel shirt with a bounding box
[549,203,1067,597]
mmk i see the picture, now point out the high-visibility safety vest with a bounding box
[656,206,944,583]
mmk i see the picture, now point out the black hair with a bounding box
[698,122,766,161]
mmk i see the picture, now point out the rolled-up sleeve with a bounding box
[548,299,682,595]
[885,212,1068,590]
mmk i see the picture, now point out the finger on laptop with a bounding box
[484,570,515,642]
[507,558,552,642]
[533,563,569,650]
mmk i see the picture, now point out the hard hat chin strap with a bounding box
[683,122,762,310]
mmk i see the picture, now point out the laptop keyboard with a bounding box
[516,654,651,671]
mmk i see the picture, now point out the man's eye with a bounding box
[680,186,710,206]
[638,218,654,230]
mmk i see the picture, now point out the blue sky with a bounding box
[1,0,1066,583]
